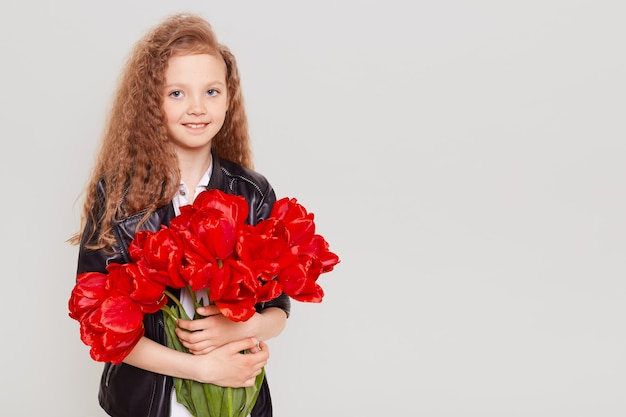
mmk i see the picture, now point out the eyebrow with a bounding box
[164,80,226,88]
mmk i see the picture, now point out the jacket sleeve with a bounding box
[76,184,127,276]
[77,181,176,276]
[76,223,126,275]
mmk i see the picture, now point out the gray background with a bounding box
[1,0,624,416]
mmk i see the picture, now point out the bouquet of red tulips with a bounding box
[68,189,339,417]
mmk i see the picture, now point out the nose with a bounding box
[187,95,207,116]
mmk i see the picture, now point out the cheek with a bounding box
[162,104,178,124]
[216,100,229,122]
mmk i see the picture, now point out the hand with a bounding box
[195,338,269,387]
[176,305,256,354]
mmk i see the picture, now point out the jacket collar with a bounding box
[206,149,225,192]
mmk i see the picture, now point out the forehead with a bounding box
[165,53,227,82]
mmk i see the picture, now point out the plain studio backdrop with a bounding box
[0,1,624,416]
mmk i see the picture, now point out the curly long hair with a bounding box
[71,13,252,249]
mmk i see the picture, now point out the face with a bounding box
[162,53,228,154]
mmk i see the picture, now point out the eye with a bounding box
[169,90,184,98]
[207,89,219,97]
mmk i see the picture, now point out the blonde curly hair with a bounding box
[72,13,252,249]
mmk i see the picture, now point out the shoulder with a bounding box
[212,156,276,224]
[215,157,273,197]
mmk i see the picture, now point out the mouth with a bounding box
[183,123,208,129]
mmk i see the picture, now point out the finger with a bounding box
[243,369,263,387]
[176,318,195,331]
[177,316,210,332]
[174,325,199,343]
[188,345,216,355]
[196,305,221,317]
[229,337,260,354]
[258,342,270,362]
[248,340,267,354]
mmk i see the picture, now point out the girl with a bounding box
[71,13,290,417]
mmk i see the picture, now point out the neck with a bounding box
[177,149,212,195]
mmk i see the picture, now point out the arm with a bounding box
[176,305,287,355]
[123,335,269,387]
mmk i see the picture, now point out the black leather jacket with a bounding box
[77,154,291,417]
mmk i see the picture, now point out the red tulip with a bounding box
[207,259,258,322]
[129,228,188,288]
[193,189,249,224]
[68,271,108,322]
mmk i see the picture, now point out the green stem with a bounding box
[164,289,191,321]
[187,286,201,311]
[164,289,183,309]
[161,305,179,322]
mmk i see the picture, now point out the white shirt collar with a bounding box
[172,162,213,215]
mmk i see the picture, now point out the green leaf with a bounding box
[189,380,211,417]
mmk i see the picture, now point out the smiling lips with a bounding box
[183,123,208,129]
